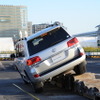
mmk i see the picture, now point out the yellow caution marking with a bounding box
[13,83,40,100]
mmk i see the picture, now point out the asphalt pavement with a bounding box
[0,58,99,100]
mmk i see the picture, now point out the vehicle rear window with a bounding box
[27,27,70,56]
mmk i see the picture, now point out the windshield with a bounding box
[27,27,70,56]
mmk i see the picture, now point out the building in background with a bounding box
[27,21,32,36]
[0,5,28,41]
[32,23,49,33]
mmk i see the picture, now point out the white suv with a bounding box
[12,22,86,93]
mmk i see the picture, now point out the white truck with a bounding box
[0,37,15,59]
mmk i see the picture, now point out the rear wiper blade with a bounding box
[50,39,63,46]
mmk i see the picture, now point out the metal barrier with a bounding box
[86,52,100,58]
[0,57,14,61]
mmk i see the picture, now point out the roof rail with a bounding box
[17,37,27,42]
[46,21,61,28]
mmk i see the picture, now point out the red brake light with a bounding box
[67,37,79,47]
[79,52,84,56]
[34,74,40,78]
[26,56,41,66]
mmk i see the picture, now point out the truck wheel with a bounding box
[23,71,44,93]
[21,75,29,84]
[16,68,29,84]
[33,82,44,93]
[74,61,87,75]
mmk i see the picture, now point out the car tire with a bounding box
[34,87,43,93]
[16,67,29,84]
[74,60,87,75]
[33,82,44,93]
[21,74,29,84]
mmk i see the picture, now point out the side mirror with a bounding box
[10,53,16,58]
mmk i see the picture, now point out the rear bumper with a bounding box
[33,55,86,82]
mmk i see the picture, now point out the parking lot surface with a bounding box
[0,58,100,100]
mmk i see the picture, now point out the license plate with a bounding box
[52,52,66,63]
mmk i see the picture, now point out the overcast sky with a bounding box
[0,0,100,35]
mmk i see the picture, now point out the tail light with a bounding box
[79,52,84,56]
[34,74,40,78]
[26,56,41,66]
[67,37,79,47]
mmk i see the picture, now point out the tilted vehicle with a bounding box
[12,22,87,93]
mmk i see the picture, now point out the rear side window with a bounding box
[15,43,25,57]
[28,27,70,56]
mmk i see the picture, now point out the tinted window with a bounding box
[28,27,70,56]
[15,43,25,57]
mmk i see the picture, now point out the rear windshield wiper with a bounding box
[50,39,63,46]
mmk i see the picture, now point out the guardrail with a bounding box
[86,52,100,58]
[0,58,14,61]
[0,54,14,61]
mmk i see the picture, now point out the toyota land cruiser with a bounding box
[12,22,86,93]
